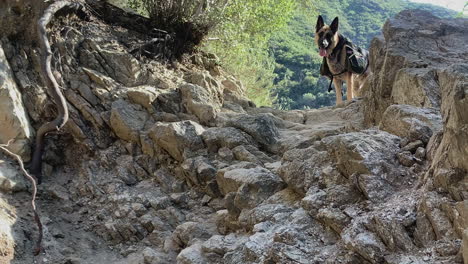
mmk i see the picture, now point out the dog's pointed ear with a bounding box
[316,15,324,33]
[330,17,339,34]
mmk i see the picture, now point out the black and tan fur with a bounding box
[315,15,370,105]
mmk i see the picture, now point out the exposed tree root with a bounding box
[0,140,43,256]
[30,0,85,184]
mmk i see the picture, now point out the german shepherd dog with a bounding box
[315,15,370,105]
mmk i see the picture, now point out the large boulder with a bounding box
[0,44,32,160]
[149,121,205,161]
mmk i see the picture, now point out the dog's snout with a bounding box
[322,39,329,48]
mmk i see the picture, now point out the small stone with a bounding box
[400,138,410,148]
[218,147,234,161]
[131,203,147,217]
[170,193,188,206]
[142,247,163,264]
[415,147,426,159]
[201,195,212,205]
[397,151,416,167]
[401,140,424,153]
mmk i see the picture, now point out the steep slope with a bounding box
[0,4,466,264]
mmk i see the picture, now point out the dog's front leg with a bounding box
[333,79,343,105]
[346,73,354,101]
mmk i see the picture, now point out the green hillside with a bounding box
[270,0,456,110]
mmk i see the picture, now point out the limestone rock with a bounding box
[279,146,332,195]
[0,44,32,160]
[110,100,149,143]
[127,86,159,112]
[171,222,214,250]
[149,121,205,161]
[380,104,442,143]
[323,129,403,180]
[176,243,208,264]
[363,9,468,125]
[180,83,222,125]
[201,127,255,152]
[221,113,280,152]
[0,159,27,193]
[317,207,350,234]
[216,163,285,210]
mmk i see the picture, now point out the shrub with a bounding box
[128,0,230,57]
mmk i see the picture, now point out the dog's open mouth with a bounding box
[319,48,328,57]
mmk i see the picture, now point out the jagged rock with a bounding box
[429,63,468,201]
[367,196,418,252]
[80,39,152,86]
[317,207,350,234]
[171,222,214,250]
[353,174,394,202]
[426,130,443,161]
[343,229,386,263]
[201,127,255,152]
[302,185,360,217]
[363,9,467,125]
[201,234,248,257]
[220,113,280,152]
[221,77,244,97]
[391,68,441,108]
[127,85,159,112]
[278,146,332,195]
[397,151,416,167]
[0,44,32,160]
[237,203,294,230]
[323,129,403,180]
[231,145,260,164]
[180,83,222,125]
[216,163,285,211]
[142,247,165,264]
[65,89,105,129]
[419,192,457,241]
[176,243,208,264]
[0,158,27,192]
[401,140,424,153]
[217,147,234,161]
[149,121,205,161]
[110,100,149,143]
[181,157,217,187]
[380,104,442,143]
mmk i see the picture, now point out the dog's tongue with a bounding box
[319,48,327,57]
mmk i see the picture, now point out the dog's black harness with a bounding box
[320,35,369,93]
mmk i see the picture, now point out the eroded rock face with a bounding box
[0,44,32,160]
[363,9,468,125]
[380,104,442,143]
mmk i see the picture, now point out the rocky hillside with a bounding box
[0,6,467,264]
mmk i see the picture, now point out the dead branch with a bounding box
[30,0,84,184]
[0,140,43,256]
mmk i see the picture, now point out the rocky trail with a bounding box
[0,5,467,264]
